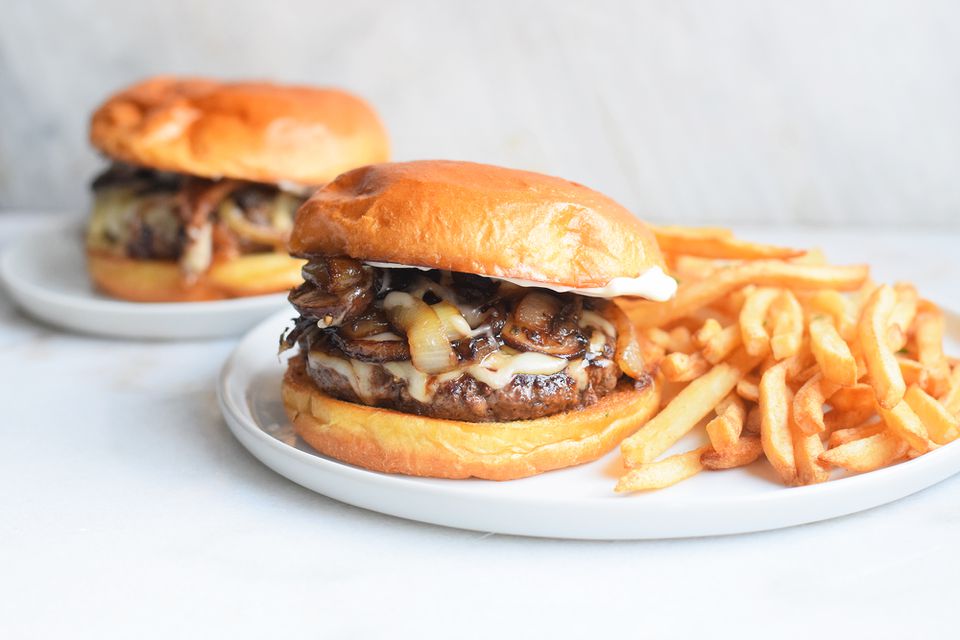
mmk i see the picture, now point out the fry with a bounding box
[744,406,762,434]
[615,446,710,492]
[827,420,886,448]
[621,351,761,466]
[661,352,711,382]
[792,424,830,485]
[806,290,857,341]
[702,323,743,364]
[705,393,746,452]
[653,226,805,260]
[694,318,723,347]
[823,407,875,432]
[701,436,763,470]
[819,432,908,473]
[740,287,780,356]
[904,385,960,445]
[644,326,695,354]
[897,357,924,387]
[809,316,857,386]
[858,285,906,409]
[759,360,797,484]
[736,376,760,403]
[877,401,934,454]
[623,262,869,329]
[828,384,875,411]
[942,365,960,416]
[887,283,918,350]
[793,373,841,435]
[770,290,804,360]
[915,307,950,397]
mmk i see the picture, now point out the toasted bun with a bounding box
[87,250,304,302]
[282,355,660,480]
[289,161,665,289]
[90,76,389,185]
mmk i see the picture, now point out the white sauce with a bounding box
[365,261,677,301]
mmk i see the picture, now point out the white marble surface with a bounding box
[2,213,960,638]
[4,1,960,228]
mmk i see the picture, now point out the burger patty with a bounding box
[282,256,648,423]
[305,349,625,422]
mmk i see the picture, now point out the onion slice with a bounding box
[383,292,458,374]
[603,302,646,380]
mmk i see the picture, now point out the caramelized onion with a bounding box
[330,333,410,362]
[602,302,646,380]
[502,292,586,358]
[431,301,472,339]
[219,201,288,248]
[383,292,458,374]
[339,310,392,339]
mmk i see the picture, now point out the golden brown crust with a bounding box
[90,76,389,185]
[281,355,661,480]
[87,250,304,302]
[289,161,666,289]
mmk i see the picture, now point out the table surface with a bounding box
[2,213,959,639]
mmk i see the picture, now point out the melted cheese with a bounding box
[580,311,616,338]
[466,351,568,390]
[365,261,677,301]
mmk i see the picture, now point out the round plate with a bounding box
[0,226,291,340]
[219,310,960,540]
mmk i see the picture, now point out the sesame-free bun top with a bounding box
[90,76,389,186]
[289,161,665,289]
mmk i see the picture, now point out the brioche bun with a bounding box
[289,160,665,289]
[87,250,304,302]
[90,76,389,186]
[281,355,661,480]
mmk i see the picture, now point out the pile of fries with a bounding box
[614,226,960,493]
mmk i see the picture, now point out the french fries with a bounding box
[652,226,805,260]
[660,352,710,382]
[770,290,804,359]
[915,306,950,397]
[739,287,780,356]
[876,401,933,454]
[793,373,840,436]
[614,227,956,495]
[827,420,886,448]
[904,385,959,445]
[702,323,743,364]
[858,285,906,409]
[820,432,908,473]
[615,446,710,492]
[705,393,746,452]
[620,351,759,467]
[622,261,869,329]
[809,316,857,386]
[759,360,797,484]
[701,436,763,470]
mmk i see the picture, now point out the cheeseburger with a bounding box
[280,161,677,480]
[85,76,389,301]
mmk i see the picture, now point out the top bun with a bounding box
[90,76,389,186]
[289,160,665,288]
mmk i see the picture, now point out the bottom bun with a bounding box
[282,354,662,480]
[87,250,305,302]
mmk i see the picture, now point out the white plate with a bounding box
[0,226,291,340]
[219,310,960,540]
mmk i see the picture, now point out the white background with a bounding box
[3,0,960,227]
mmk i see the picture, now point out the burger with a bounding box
[85,76,389,302]
[280,161,677,480]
